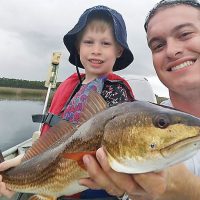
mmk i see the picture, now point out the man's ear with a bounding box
[117,46,124,58]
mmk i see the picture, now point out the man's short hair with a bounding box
[144,0,200,32]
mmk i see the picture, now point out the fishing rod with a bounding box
[32,52,62,142]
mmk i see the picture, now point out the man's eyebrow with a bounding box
[147,23,195,48]
[172,23,195,32]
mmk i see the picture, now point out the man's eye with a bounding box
[152,43,164,52]
[179,32,193,39]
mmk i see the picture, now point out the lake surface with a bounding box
[0,100,44,151]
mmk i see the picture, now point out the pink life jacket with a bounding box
[41,72,134,135]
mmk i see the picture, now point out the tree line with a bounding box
[0,77,60,89]
[0,77,167,103]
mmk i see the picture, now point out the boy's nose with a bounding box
[92,43,101,55]
[166,39,183,59]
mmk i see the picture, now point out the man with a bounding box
[79,0,200,199]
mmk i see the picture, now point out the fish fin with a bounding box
[28,194,56,200]
[63,151,96,170]
[22,120,76,162]
[0,150,5,163]
[78,91,108,125]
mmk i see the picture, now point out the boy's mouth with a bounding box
[167,60,195,72]
[89,59,104,64]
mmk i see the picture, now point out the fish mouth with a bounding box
[160,134,200,158]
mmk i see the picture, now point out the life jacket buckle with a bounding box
[45,113,54,125]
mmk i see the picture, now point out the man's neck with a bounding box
[169,90,200,118]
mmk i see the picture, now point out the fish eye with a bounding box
[153,114,170,129]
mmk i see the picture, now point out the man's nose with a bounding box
[166,39,183,59]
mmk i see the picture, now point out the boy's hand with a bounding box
[0,154,23,198]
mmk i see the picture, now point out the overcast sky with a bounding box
[0,0,169,97]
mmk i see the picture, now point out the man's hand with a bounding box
[79,147,167,200]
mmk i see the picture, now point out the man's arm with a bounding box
[157,164,200,200]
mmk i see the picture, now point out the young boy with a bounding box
[39,5,134,135]
[0,5,134,200]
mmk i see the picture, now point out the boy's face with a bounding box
[147,5,200,95]
[78,25,123,79]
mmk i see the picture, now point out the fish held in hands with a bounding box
[1,91,200,199]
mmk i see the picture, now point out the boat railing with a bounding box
[3,138,32,160]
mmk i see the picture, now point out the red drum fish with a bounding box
[1,92,200,200]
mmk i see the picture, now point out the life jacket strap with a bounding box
[32,113,61,127]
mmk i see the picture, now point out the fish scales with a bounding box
[1,92,200,199]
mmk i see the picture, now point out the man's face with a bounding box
[147,5,200,94]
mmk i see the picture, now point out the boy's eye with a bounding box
[83,40,93,44]
[102,41,111,46]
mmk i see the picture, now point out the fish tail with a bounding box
[28,195,57,200]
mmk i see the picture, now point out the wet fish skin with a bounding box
[1,94,200,199]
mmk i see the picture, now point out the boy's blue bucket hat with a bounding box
[63,5,134,71]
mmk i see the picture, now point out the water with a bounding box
[0,100,44,151]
